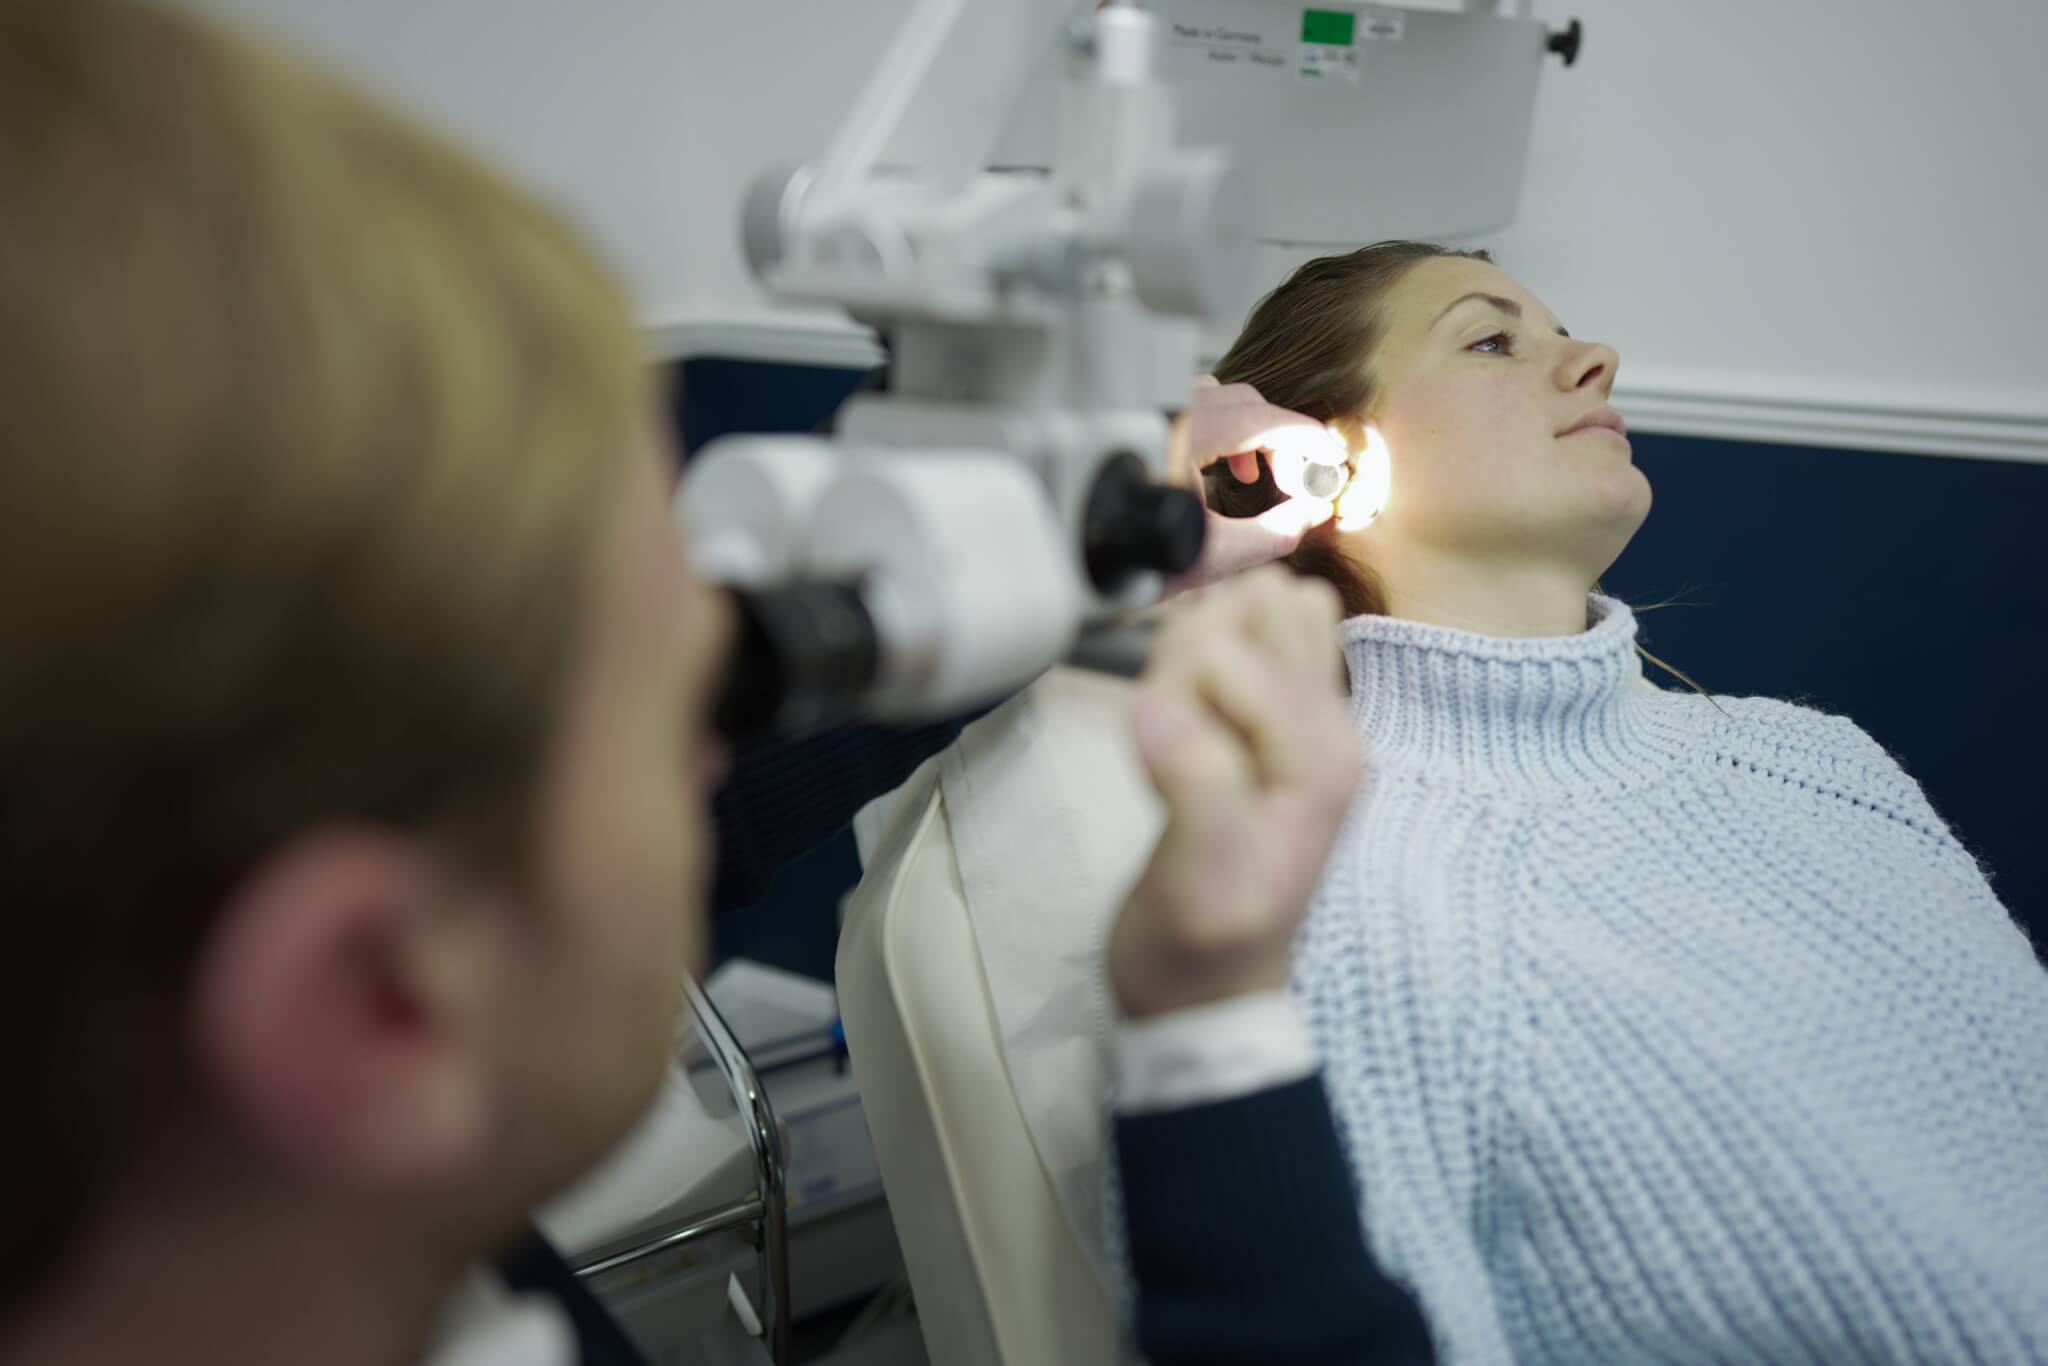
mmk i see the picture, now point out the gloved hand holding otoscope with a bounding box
[1163,376,1355,587]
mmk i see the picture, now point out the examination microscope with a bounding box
[677,1,1351,743]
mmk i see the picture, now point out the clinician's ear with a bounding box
[188,827,498,1185]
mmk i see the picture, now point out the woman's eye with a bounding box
[1470,330,1514,355]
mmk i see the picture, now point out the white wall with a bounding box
[1484,0,2048,459]
[188,0,2047,457]
[190,0,914,366]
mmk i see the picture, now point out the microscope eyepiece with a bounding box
[714,582,881,743]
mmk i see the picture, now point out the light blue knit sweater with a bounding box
[1294,596,2048,1364]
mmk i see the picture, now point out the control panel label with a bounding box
[1162,4,1402,86]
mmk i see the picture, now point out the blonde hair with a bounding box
[0,0,647,1301]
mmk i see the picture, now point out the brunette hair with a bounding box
[1203,241,1492,616]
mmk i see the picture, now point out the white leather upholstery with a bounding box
[837,759,1123,1366]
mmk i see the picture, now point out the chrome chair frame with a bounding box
[573,976,792,1364]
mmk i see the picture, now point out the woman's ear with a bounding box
[1328,415,1369,455]
[1332,421,1393,533]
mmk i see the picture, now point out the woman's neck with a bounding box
[1364,538,1596,638]
[1339,595,1675,794]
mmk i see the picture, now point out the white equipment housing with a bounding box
[998,1,1561,249]
[682,2,1238,733]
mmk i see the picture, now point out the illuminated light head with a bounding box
[1263,424,1351,504]
[1299,459,1347,501]
[1333,425,1392,532]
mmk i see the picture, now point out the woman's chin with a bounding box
[1540,467,1652,575]
[1620,462,1654,524]
[1581,459,1652,530]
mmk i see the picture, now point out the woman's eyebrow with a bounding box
[1434,292,1521,327]
[1433,291,1570,337]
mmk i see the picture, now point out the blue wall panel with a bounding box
[1604,433,2046,942]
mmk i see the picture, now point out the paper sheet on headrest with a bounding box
[938,667,1164,1285]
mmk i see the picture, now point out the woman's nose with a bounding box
[1558,339,1621,395]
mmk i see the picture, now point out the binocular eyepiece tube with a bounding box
[712,470,1205,743]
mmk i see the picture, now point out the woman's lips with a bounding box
[1560,406,1628,439]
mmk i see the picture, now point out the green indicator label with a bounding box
[1302,9,1355,45]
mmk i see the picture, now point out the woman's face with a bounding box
[1355,258,1650,575]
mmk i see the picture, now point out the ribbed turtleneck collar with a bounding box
[1341,595,1683,795]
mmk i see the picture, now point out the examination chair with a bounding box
[838,668,1165,1366]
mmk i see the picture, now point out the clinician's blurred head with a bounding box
[1206,243,1649,623]
[0,0,728,1318]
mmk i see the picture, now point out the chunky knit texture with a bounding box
[1295,596,2048,1364]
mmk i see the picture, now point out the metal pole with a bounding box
[683,976,793,1364]
[573,1194,766,1280]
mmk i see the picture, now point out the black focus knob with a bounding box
[713,582,880,743]
[1083,452,1207,594]
[1548,19,1583,67]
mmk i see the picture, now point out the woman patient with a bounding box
[1194,242,2048,1362]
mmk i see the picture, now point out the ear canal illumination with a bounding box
[1334,427,1392,531]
